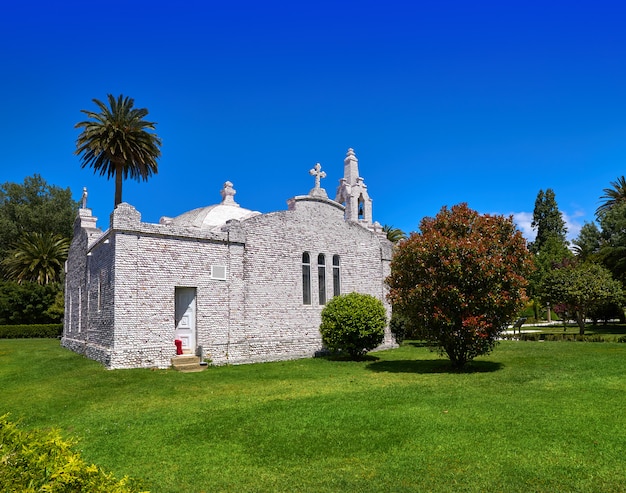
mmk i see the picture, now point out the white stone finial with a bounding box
[309,163,328,198]
[344,148,360,184]
[220,181,239,207]
[81,187,88,209]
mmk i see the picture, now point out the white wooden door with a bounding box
[175,287,196,354]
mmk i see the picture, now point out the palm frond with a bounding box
[382,224,407,243]
[2,232,70,285]
[75,94,162,207]
[596,176,626,219]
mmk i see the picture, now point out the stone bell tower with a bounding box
[335,148,373,226]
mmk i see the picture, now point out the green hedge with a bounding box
[0,414,147,492]
[0,323,63,339]
[500,332,626,342]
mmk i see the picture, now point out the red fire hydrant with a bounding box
[174,339,183,355]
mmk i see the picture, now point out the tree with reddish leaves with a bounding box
[386,203,534,368]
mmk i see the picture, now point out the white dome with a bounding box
[168,203,259,230]
[161,181,259,231]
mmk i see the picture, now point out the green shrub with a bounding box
[499,333,521,340]
[0,280,63,324]
[0,323,63,339]
[583,335,607,342]
[389,311,407,344]
[389,310,425,344]
[320,292,387,359]
[507,333,615,343]
[520,333,540,341]
[0,414,146,492]
[545,334,573,342]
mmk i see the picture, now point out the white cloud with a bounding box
[510,211,585,243]
[512,212,535,242]
[562,211,584,242]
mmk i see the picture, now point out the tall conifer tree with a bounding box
[528,189,570,321]
[529,188,568,254]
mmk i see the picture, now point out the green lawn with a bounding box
[2,339,626,492]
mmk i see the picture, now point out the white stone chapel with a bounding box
[62,149,396,369]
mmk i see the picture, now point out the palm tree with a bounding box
[382,224,407,243]
[75,94,162,208]
[596,176,626,219]
[2,232,70,285]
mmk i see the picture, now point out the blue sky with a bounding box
[2,0,625,241]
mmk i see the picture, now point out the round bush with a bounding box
[320,292,387,359]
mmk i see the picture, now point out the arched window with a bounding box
[358,194,365,220]
[97,271,103,312]
[78,286,82,333]
[332,255,341,297]
[302,252,311,305]
[318,253,326,305]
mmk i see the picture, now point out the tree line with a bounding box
[528,183,625,333]
[0,175,76,323]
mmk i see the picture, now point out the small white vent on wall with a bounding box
[211,265,227,280]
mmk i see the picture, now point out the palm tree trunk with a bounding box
[114,162,123,208]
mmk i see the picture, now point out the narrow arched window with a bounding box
[68,293,72,332]
[78,286,82,333]
[302,252,311,305]
[318,253,326,305]
[358,194,365,220]
[97,271,103,312]
[332,255,341,297]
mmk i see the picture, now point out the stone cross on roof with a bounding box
[308,163,328,198]
[310,163,326,188]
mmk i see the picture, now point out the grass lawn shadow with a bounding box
[319,353,380,362]
[367,358,503,374]
[405,341,434,348]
